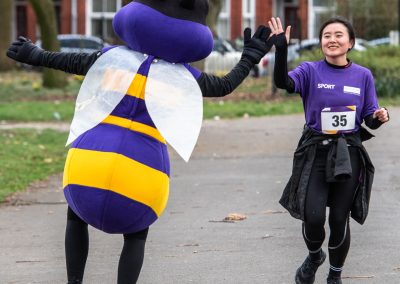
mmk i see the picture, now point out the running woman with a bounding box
[268,16,389,284]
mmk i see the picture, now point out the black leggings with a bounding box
[303,145,361,268]
[65,207,149,284]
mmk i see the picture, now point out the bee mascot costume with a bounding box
[7,0,274,283]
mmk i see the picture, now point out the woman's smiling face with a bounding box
[320,22,354,62]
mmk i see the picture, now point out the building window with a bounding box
[14,0,62,39]
[15,0,27,38]
[285,0,299,5]
[217,0,230,39]
[88,0,122,42]
[309,0,336,38]
[242,0,255,32]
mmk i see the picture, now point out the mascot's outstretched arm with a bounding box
[7,25,274,98]
[7,36,100,76]
[198,26,274,97]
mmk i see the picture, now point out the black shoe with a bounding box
[295,250,326,284]
[327,275,342,284]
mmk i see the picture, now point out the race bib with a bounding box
[321,106,356,134]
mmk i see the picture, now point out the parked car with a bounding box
[18,34,106,71]
[36,34,106,54]
[204,38,259,77]
[368,37,391,47]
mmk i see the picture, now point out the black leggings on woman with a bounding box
[303,145,361,271]
[65,207,149,284]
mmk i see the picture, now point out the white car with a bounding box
[204,38,242,75]
[368,37,391,47]
[204,38,259,77]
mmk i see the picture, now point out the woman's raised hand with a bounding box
[268,17,291,45]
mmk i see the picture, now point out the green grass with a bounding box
[0,71,81,102]
[378,97,400,107]
[0,70,399,202]
[0,101,74,121]
[0,129,68,202]
[204,97,304,119]
[1,71,399,122]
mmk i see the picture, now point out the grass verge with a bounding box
[204,97,303,119]
[0,129,68,203]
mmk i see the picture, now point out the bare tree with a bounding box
[336,0,398,39]
[207,0,224,38]
[29,0,66,88]
[0,0,14,71]
[191,0,223,70]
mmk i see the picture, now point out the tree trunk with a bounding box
[29,0,67,88]
[191,0,223,71]
[0,0,15,71]
[207,0,223,38]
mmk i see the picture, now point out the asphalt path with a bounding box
[0,109,399,283]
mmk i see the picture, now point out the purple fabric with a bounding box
[101,45,118,53]
[72,123,170,176]
[289,60,379,133]
[137,56,154,76]
[184,63,202,79]
[112,2,213,63]
[64,185,158,234]
[110,96,157,128]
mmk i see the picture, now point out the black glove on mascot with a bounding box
[7,1,274,283]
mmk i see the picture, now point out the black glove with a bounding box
[274,32,288,51]
[241,25,275,64]
[6,36,44,66]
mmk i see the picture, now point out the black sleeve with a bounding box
[40,51,102,75]
[364,114,384,129]
[197,57,254,97]
[273,33,295,93]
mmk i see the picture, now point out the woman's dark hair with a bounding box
[318,17,356,49]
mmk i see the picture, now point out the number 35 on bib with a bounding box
[321,106,356,134]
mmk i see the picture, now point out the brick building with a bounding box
[12,0,335,43]
[218,0,308,42]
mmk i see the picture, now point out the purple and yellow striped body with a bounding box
[63,58,170,234]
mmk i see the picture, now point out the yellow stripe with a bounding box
[347,105,356,111]
[102,115,166,143]
[63,148,169,217]
[126,74,147,99]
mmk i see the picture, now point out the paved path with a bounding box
[0,109,399,283]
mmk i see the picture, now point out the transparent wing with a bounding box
[66,47,146,145]
[145,62,203,162]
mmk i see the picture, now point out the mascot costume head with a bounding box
[113,0,213,63]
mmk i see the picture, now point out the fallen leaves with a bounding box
[223,213,247,221]
[209,213,247,223]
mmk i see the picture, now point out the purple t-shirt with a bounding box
[289,60,379,134]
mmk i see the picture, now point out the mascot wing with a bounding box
[145,61,203,162]
[66,47,146,145]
